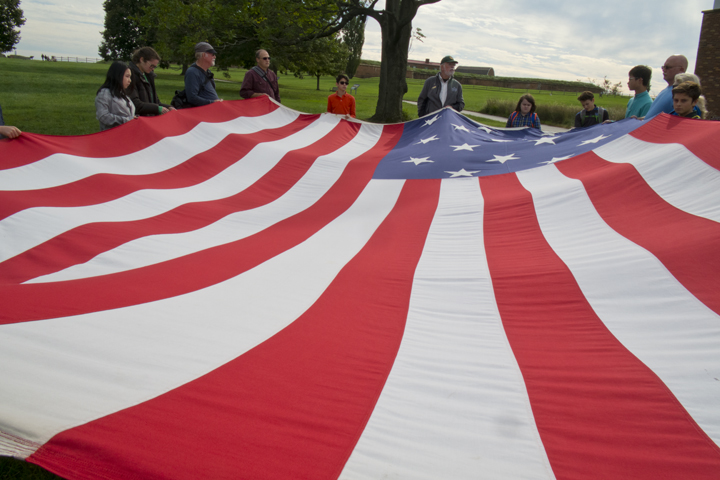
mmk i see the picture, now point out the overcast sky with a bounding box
[13,0,715,94]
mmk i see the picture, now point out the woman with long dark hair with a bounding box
[95,61,136,131]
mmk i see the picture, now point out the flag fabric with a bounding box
[1,97,719,480]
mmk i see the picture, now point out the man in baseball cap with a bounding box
[417,55,464,117]
[183,42,223,106]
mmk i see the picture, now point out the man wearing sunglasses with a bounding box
[240,49,281,103]
[327,73,356,118]
[644,54,688,118]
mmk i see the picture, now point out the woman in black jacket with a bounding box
[126,47,174,116]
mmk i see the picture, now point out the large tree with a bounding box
[332,0,441,122]
[0,0,25,54]
[99,0,150,61]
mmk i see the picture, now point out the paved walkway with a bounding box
[403,100,568,134]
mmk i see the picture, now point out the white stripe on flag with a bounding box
[27,123,386,283]
[594,135,720,222]
[517,165,720,446]
[0,107,300,191]
[0,115,341,264]
[340,178,556,480]
[0,179,404,451]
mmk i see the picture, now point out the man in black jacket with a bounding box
[127,47,174,116]
[417,55,464,117]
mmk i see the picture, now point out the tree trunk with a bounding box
[317,74,321,91]
[370,0,415,123]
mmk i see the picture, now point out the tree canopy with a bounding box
[112,0,441,122]
[0,0,26,54]
[99,0,151,61]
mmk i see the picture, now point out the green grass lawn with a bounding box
[1,57,633,136]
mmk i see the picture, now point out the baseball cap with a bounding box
[195,42,217,55]
[440,55,458,64]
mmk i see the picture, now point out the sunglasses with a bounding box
[339,81,348,85]
[661,65,678,70]
[261,57,270,60]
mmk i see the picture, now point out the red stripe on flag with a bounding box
[0,115,315,221]
[557,153,720,316]
[0,119,360,284]
[0,99,282,169]
[29,178,440,480]
[0,125,405,324]
[480,173,720,479]
[631,114,720,169]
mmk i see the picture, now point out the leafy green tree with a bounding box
[99,0,150,61]
[341,10,366,78]
[141,0,256,73]
[278,34,349,90]
[138,0,441,122]
[0,0,25,54]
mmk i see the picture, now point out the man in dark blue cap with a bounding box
[417,55,464,117]
[184,42,223,107]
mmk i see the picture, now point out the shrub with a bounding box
[481,98,626,128]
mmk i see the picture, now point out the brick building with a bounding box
[696,2,720,118]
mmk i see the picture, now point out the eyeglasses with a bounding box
[261,57,270,60]
[339,81,348,85]
[661,65,678,70]
[148,63,157,70]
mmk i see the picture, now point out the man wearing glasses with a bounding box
[240,49,281,103]
[644,54,688,118]
[185,42,223,107]
[327,73,356,118]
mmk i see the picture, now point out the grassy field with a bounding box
[0,57,632,136]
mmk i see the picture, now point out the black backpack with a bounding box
[171,65,214,109]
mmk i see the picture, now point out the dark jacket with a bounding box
[417,73,464,117]
[126,62,170,116]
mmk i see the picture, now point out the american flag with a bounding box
[1,98,719,479]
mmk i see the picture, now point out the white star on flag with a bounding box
[578,134,610,146]
[541,155,574,165]
[445,168,481,177]
[450,143,481,152]
[451,124,470,133]
[422,115,441,127]
[403,157,433,165]
[415,135,439,145]
[534,137,557,145]
[487,154,520,164]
